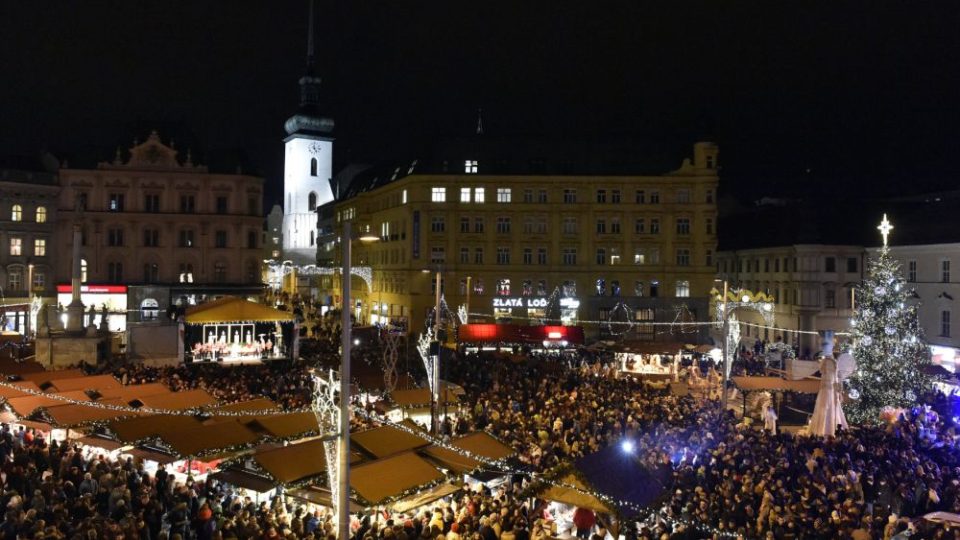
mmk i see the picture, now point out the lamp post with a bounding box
[337,220,378,540]
[718,280,730,412]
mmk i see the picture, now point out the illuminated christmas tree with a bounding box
[846,215,932,424]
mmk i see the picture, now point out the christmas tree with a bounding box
[846,215,932,424]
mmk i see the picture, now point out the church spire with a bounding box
[284,0,334,136]
[306,0,315,70]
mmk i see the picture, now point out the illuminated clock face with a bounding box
[308,142,323,155]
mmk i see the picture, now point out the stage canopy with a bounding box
[185,297,294,324]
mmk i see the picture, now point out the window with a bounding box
[214,262,227,283]
[78,192,88,210]
[523,248,533,265]
[706,156,715,169]
[8,269,21,291]
[765,259,770,273]
[825,289,836,308]
[108,193,125,212]
[634,281,644,296]
[706,249,713,267]
[143,229,159,247]
[676,248,690,266]
[537,280,547,295]
[107,262,123,282]
[944,260,952,283]
[179,263,194,283]
[825,257,836,272]
[431,187,446,202]
[523,189,534,203]
[474,218,484,233]
[430,216,445,233]
[562,217,577,235]
[465,160,478,173]
[310,158,318,176]
[596,189,606,203]
[635,190,645,204]
[247,231,257,249]
[35,206,46,223]
[143,263,159,283]
[611,280,621,296]
[107,228,124,247]
[180,195,195,213]
[140,193,161,213]
[650,191,660,204]
[595,279,606,296]
[611,218,621,234]
[562,280,576,297]
[460,217,470,233]
[634,219,645,234]
[32,271,44,291]
[306,192,318,212]
[474,248,484,264]
[562,248,577,265]
[460,247,469,264]
[676,218,690,235]
[496,247,510,265]
[497,188,511,203]
[634,248,645,265]
[650,219,660,234]
[33,239,46,257]
[179,230,195,248]
[473,278,485,294]
[215,230,228,248]
[538,189,548,203]
[496,217,511,234]
[611,189,621,203]
[649,281,660,298]
[706,218,714,235]
[846,257,858,273]
[460,187,471,203]
[676,189,691,203]
[430,247,445,264]
[596,248,606,265]
[11,204,22,221]
[9,237,21,256]
[775,258,780,272]
[676,281,690,297]
[563,189,577,203]
[81,259,87,283]
[943,310,952,337]
[706,189,714,203]
[474,188,485,203]
[215,196,229,214]
[402,190,408,204]
[908,260,917,282]
[596,219,606,234]
[496,279,511,296]
[538,248,547,265]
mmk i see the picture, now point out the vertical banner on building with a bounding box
[412,210,421,259]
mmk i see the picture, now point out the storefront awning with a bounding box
[124,447,179,464]
[350,452,445,506]
[185,297,295,324]
[0,380,41,399]
[43,399,144,427]
[458,324,585,346]
[351,425,431,459]
[214,398,279,413]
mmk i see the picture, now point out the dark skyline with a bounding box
[3,1,960,206]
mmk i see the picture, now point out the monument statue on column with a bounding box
[65,223,86,334]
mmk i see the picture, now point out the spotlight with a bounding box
[353,338,360,346]
[620,440,635,454]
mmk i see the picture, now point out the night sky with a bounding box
[3,1,960,206]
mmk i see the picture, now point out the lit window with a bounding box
[402,190,408,204]
[179,263,194,283]
[109,193,125,212]
[497,188,511,203]
[431,187,446,202]
[81,259,88,283]
[460,187,471,203]
[9,237,22,256]
[34,239,46,257]
[465,160,478,173]
[497,278,511,295]
[676,281,690,297]
[634,249,645,265]
[596,279,606,296]
[11,205,22,222]
[35,206,46,223]
[610,248,620,265]
[474,187,485,203]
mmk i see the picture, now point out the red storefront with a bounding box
[458,324,584,347]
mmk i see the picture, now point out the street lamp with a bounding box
[337,220,378,540]
[421,267,442,435]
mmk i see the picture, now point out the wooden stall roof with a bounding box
[351,425,431,459]
[210,469,276,494]
[125,447,179,464]
[96,384,171,403]
[287,486,364,512]
[0,359,45,375]
[214,398,279,413]
[732,376,821,394]
[6,391,92,417]
[422,432,515,474]
[392,483,462,513]
[389,388,459,408]
[242,412,319,439]
[252,438,360,485]
[46,375,122,393]
[135,389,215,410]
[159,420,259,459]
[43,398,144,427]
[0,380,41,399]
[110,415,203,443]
[75,435,124,451]
[185,297,294,324]
[540,473,614,514]
[20,369,84,383]
[350,452,445,506]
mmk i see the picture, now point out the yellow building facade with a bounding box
[331,142,719,338]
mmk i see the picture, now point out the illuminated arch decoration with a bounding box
[710,287,776,328]
[265,261,373,291]
[381,332,401,393]
[605,300,635,337]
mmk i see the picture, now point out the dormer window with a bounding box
[465,160,478,174]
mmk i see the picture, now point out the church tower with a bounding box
[282,0,335,265]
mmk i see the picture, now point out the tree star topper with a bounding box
[878,214,893,247]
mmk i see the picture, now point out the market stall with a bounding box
[182,297,298,364]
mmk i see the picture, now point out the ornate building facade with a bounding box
[55,132,265,324]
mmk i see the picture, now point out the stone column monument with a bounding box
[65,223,85,333]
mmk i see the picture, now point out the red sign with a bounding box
[56,284,128,294]
[459,324,584,345]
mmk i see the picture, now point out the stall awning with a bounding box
[422,432,514,474]
[287,486,365,513]
[124,447,179,464]
[6,391,92,417]
[252,438,359,485]
[185,297,294,324]
[46,375,122,393]
[350,452,445,506]
[159,420,259,459]
[210,469,276,494]
[214,398,279,413]
[0,380,41,399]
[539,473,614,514]
[96,384,172,403]
[43,398,144,427]
[351,425,431,459]
[75,435,124,451]
[732,376,821,393]
[110,415,204,443]
[458,324,585,346]
[20,369,84,383]
[391,482,462,513]
[134,389,216,410]
[242,412,320,439]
